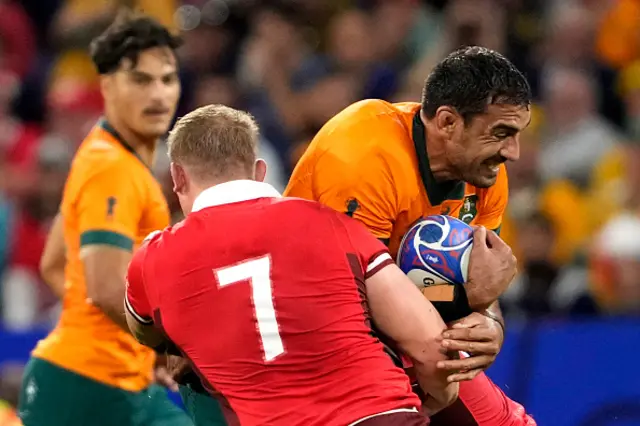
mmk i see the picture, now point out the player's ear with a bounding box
[99,75,112,102]
[432,106,462,136]
[254,158,267,183]
[170,162,186,195]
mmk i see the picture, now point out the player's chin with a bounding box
[138,120,172,139]
[466,173,498,188]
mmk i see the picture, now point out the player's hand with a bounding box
[154,355,180,392]
[165,354,193,384]
[436,312,504,382]
[465,226,517,310]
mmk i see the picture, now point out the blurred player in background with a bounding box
[286,46,536,425]
[17,13,193,426]
[124,104,459,425]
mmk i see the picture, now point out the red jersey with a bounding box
[430,372,536,426]
[404,353,535,426]
[125,180,423,426]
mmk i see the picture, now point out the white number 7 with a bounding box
[215,255,285,362]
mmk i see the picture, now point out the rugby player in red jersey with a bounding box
[124,104,460,426]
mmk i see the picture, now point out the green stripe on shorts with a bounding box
[80,230,133,251]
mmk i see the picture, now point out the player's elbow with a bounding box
[39,256,56,284]
[440,382,459,408]
[425,382,459,415]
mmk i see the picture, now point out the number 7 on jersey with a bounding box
[215,255,285,362]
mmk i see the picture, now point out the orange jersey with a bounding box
[32,120,170,391]
[285,100,508,258]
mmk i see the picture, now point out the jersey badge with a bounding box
[106,196,117,218]
[458,194,478,224]
[345,198,360,217]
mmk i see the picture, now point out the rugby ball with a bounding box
[396,215,473,290]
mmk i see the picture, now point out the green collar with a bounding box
[411,111,465,206]
[98,118,152,173]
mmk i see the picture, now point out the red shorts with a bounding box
[429,373,536,426]
[354,409,429,426]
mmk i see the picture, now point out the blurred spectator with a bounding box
[618,60,640,141]
[538,67,620,187]
[590,212,640,315]
[0,0,36,79]
[594,0,640,71]
[536,67,624,264]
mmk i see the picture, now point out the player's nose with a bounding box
[500,136,520,162]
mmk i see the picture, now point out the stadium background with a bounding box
[0,0,639,425]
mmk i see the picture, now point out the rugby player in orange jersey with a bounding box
[286,47,536,425]
[17,12,195,426]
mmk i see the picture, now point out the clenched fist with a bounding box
[465,226,517,310]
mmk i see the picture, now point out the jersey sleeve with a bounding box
[340,214,394,279]
[286,127,399,242]
[76,162,144,252]
[124,236,153,324]
[476,164,508,234]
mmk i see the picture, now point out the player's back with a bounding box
[32,120,169,391]
[145,183,420,426]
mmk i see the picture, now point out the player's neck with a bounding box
[105,114,157,167]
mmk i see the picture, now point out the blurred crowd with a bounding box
[1,0,640,333]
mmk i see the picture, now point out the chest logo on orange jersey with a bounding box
[458,195,478,224]
[345,198,360,217]
[106,196,117,218]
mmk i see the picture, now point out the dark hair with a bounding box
[422,46,531,123]
[89,10,183,75]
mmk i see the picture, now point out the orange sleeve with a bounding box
[286,135,399,241]
[77,161,144,252]
[476,164,508,233]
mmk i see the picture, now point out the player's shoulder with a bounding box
[321,99,416,134]
[307,100,418,170]
[70,126,132,177]
[135,224,180,261]
[311,100,415,152]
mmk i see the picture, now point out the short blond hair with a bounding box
[167,104,259,181]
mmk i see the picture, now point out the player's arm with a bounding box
[467,166,509,326]
[343,216,458,413]
[39,212,66,298]
[435,167,512,382]
[367,261,458,413]
[77,163,143,331]
[123,234,167,349]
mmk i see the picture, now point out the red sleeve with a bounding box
[124,232,159,324]
[340,215,394,279]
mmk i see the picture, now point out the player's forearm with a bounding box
[40,213,66,298]
[483,300,505,332]
[83,247,134,331]
[92,288,130,331]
